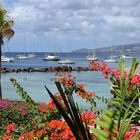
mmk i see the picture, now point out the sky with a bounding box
[1,0,140,52]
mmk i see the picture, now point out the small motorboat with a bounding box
[58,59,75,64]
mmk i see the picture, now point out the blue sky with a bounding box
[2,0,140,52]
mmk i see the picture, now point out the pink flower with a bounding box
[131,75,140,84]
[124,130,139,140]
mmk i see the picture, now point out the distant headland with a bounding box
[73,42,140,55]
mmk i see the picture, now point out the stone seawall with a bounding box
[0,66,93,73]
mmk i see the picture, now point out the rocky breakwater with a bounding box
[0,66,92,73]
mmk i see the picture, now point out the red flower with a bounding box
[81,111,96,126]
[57,72,76,88]
[131,75,140,85]
[3,136,11,140]
[6,123,16,134]
[38,103,48,113]
[124,130,139,140]
[49,120,76,139]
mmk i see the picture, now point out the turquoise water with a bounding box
[1,71,110,109]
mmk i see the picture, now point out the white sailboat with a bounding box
[16,54,28,59]
[86,49,99,61]
[103,49,118,63]
[27,53,36,58]
[1,55,15,62]
[1,44,15,62]
[58,41,75,64]
[16,37,36,60]
[103,58,118,63]
[16,53,36,59]
[120,54,133,59]
[86,55,98,61]
[58,59,75,64]
[43,54,60,61]
[120,45,133,59]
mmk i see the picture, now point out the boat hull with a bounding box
[58,60,75,64]
[1,56,15,62]
[43,58,60,61]
[103,59,118,63]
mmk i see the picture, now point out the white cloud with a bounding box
[4,0,140,49]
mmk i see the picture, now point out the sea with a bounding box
[1,52,140,109]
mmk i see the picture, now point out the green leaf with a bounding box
[43,137,49,140]
[91,128,110,139]
[94,119,116,133]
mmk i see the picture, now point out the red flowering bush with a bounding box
[49,120,76,140]
[81,111,96,126]
[0,98,61,139]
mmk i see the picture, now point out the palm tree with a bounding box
[0,8,14,99]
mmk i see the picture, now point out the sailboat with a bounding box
[1,55,14,62]
[43,40,61,61]
[16,38,36,60]
[43,54,60,61]
[103,49,118,63]
[1,44,15,62]
[86,50,99,61]
[58,41,75,64]
[103,57,118,63]
[120,54,133,59]
[120,45,133,59]
[58,59,75,64]
[86,55,98,61]
[58,51,75,64]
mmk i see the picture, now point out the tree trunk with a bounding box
[0,42,2,99]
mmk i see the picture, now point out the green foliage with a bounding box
[0,101,34,136]
[10,78,35,107]
[91,59,140,140]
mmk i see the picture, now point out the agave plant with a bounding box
[45,82,93,140]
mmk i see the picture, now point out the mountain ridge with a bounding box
[73,43,140,53]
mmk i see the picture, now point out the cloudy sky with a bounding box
[2,0,140,52]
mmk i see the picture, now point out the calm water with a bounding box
[1,52,140,109]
